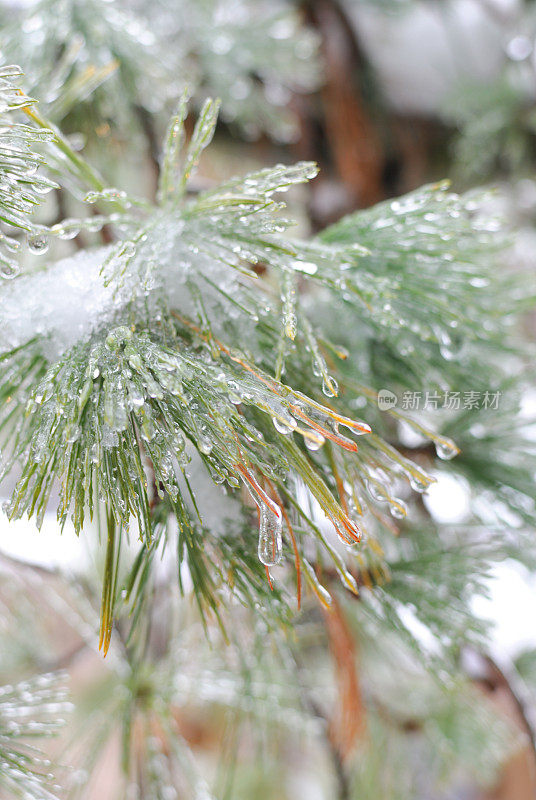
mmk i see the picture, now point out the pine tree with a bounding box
[0,3,535,799]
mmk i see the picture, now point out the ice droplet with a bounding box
[304,433,325,451]
[198,435,213,455]
[322,376,338,398]
[27,232,49,254]
[334,518,361,547]
[258,504,283,566]
[272,415,297,435]
[389,499,407,519]
[434,437,459,460]
[0,262,20,279]
[409,474,430,493]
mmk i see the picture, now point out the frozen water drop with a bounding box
[409,475,430,493]
[434,437,459,460]
[198,435,213,455]
[0,262,20,279]
[272,415,297,435]
[366,480,386,503]
[27,232,49,255]
[304,433,325,451]
[322,376,338,398]
[258,504,283,566]
[390,499,407,519]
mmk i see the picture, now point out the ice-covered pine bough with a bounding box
[2,88,506,650]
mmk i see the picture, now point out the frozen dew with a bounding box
[226,380,242,405]
[33,180,54,196]
[128,383,145,408]
[85,187,129,205]
[469,277,489,288]
[0,64,23,79]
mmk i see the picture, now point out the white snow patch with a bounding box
[0,246,120,360]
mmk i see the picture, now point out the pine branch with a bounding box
[0,94,530,658]
[0,66,57,276]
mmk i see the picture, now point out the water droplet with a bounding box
[322,376,338,397]
[366,480,386,503]
[334,518,361,547]
[33,181,54,195]
[389,499,407,519]
[0,262,20,279]
[258,505,283,566]
[27,232,49,254]
[409,475,431,493]
[304,433,325,451]
[272,415,297,435]
[198,435,213,455]
[434,437,459,460]
[57,224,80,240]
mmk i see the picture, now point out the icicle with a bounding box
[236,464,285,566]
[302,558,332,608]
[281,272,297,340]
[258,504,283,566]
[302,317,339,397]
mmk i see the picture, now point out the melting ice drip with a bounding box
[238,466,283,567]
[257,503,283,567]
